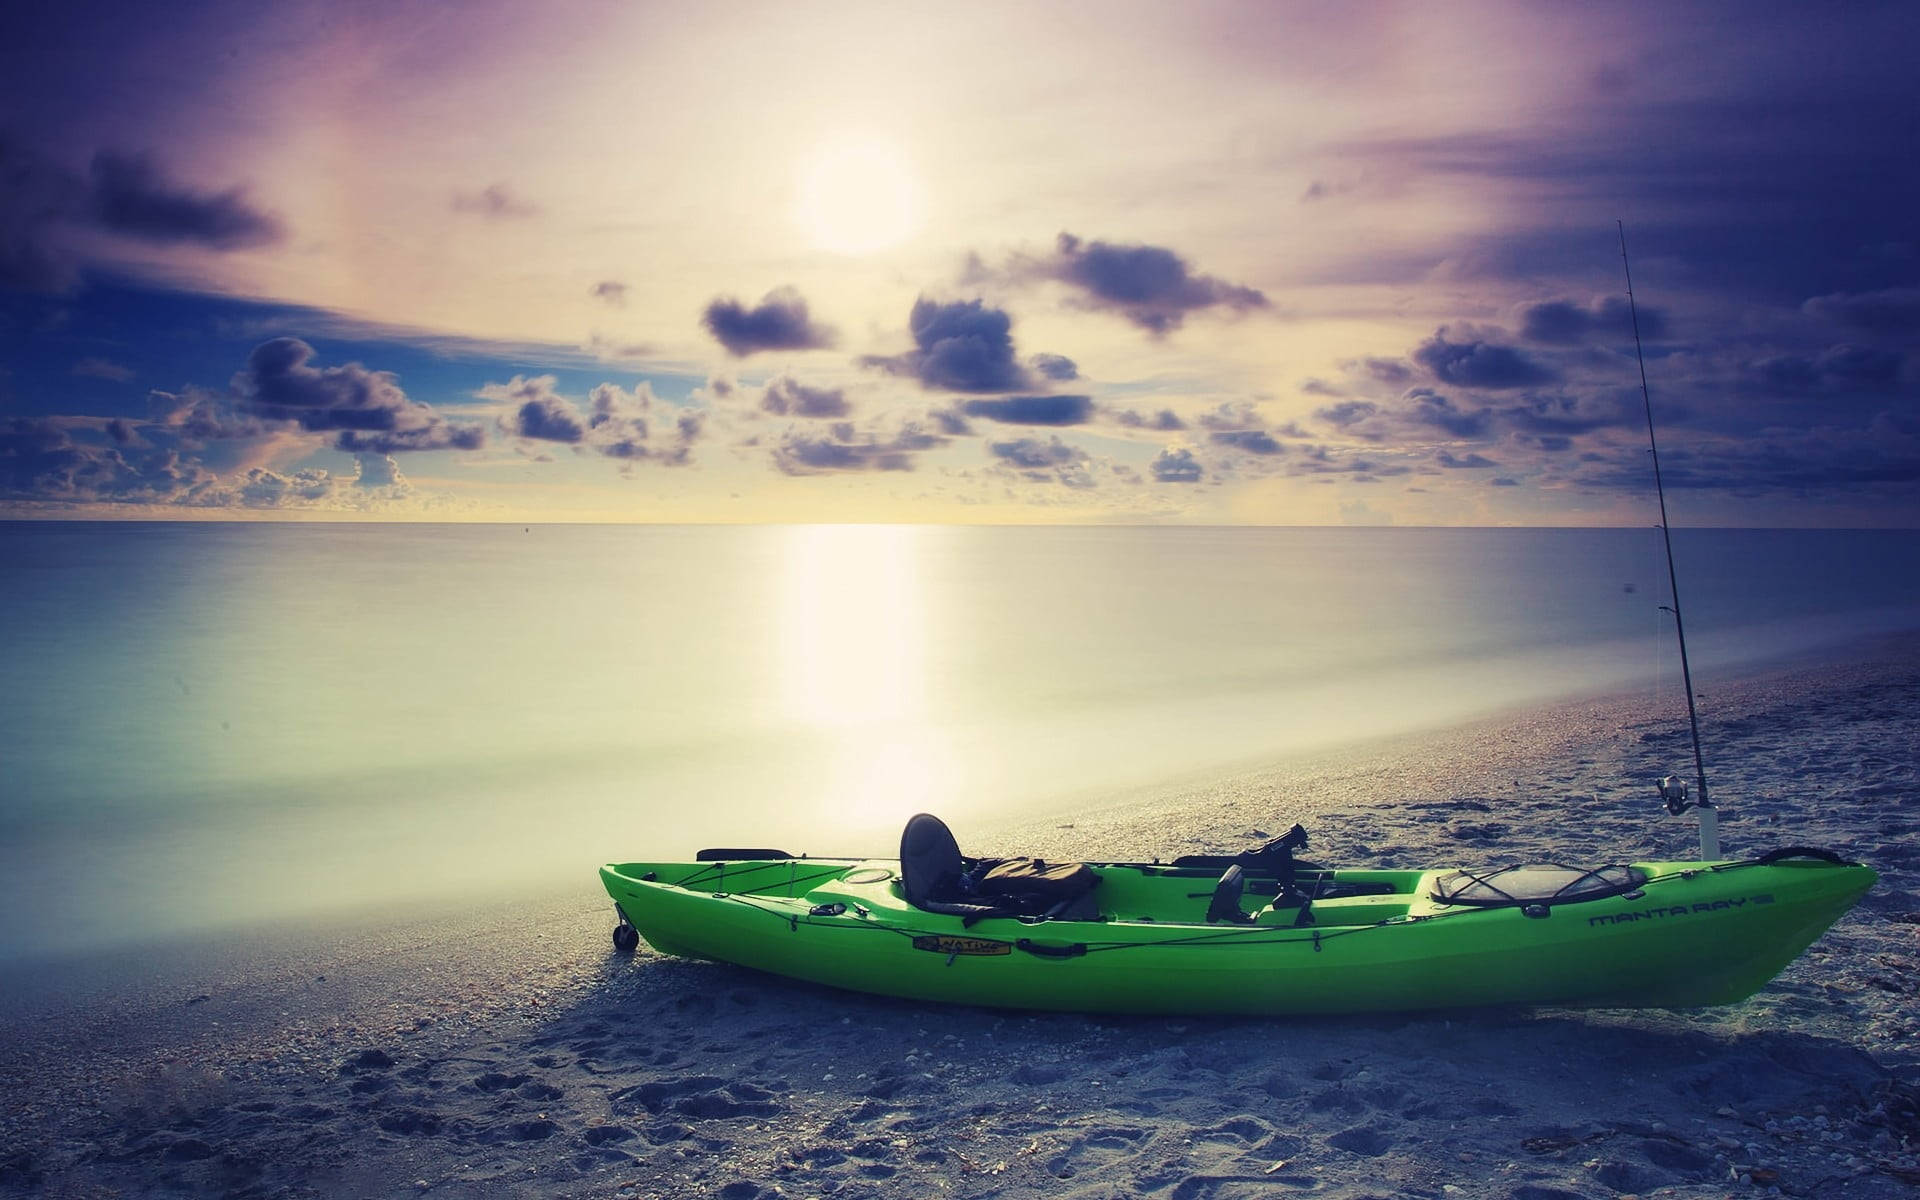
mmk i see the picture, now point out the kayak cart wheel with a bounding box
[612,923,640,953]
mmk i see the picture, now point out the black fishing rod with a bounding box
[1618,221,1718,860]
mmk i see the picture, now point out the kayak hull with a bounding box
[599,855,1873,1016]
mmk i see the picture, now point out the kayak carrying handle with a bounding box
[1015,939,1087,959]
[1753,846,1857,866]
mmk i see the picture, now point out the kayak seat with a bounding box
[1206,864,1256,924]
[900,813,1004,922]
[901,812,968,907]
[899,813,1102,924]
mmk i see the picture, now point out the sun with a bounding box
[796,137,919,255]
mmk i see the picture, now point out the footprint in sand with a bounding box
[1045,1125,1151,1178]
[1325,1125,1395,1157]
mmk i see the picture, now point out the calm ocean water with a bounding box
[2,522,1917,961]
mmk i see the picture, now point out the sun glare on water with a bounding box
[777,525,957,828]
[796,137,920,255]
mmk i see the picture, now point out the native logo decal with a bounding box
[912,935,1012,956]
[1587,894,1775,927]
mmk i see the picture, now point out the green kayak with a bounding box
[599,815,1874,1016]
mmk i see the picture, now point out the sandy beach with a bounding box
[3,636,1916,1199]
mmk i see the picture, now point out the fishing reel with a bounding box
[1656,774,1694,816]
[1657,773,1721,860]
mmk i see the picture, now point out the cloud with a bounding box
[771,418,946,475]
[0,136,81,289]
[1315,400,1380,430]
[1150,446,1202,483]
[860,297,1040,392]
[988,435,1080,469]
[1115,408,1186,431]
[514,395,587,443]
[1401,388,1494,438]
[959,395,1094,426]
[590,281,629,307]
[451,184,538,219]
[1352,357,1413,386]
[1030,352,1079,381]
[760,375,850,418]
[72,357,134,382]
[1209,429,1284,455]
[583,332,653,361]
[1010,233,1268,335]
[930,406,974,436]
[702,286,837,356]
[1518,296,1664,344]
[987,435,1095,489]
[486,376,697,464]
[1802,288,1920,335]
[587,382,654,459]
[1747,344,1907,393]
[235,465,341,507]
[87,151,283,249]
[0,416,218,503]
[352,453,407,491]
[1412,331,1558,389]
[0,140,281,289]
[148,384,277,444]
[235,338,484,453]
[1437,450,1499,469]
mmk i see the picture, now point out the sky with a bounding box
[2,0,1916,526]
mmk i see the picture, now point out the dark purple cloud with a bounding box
[1308,38,1920,305]
[1402,389,1494,438]
[930,406,974,436]
[1116,408,1186,431]
[1030,352,1079,381]
[1016,233,1268,335]
[702,287,837,356]
[1747,344,1907,393]
[1437,450,1499,469]
[771,419,944,475]
[861,297,1037,392]
[1209,429,1284,455]
[514,395,587,443]
[1150,446,1202,483]
[491,378,695,465]
[988,435,1082,469]
[1354,357,1413,386]
[451,184,538,219]
[1412,332,1558,389]
[88,152,282,249]
[235,338,484,453]
[1518,296,1665,344]
[760,375,850,418]
[590,280,628,307]
[960,394,1093,426]
[0,140,282,288]
[988,435,1095,488]
[1803,288,1920,334]
[0,416,217,503]
[1316,400,1380,430]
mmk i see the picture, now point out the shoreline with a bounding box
[3,634,1916,1196]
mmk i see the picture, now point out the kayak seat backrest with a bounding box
[1206,864,1256,924]
[901,812,974,908]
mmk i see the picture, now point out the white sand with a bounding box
[2,636,1916,1197]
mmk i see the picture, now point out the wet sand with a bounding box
[3,637,1916,1198]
